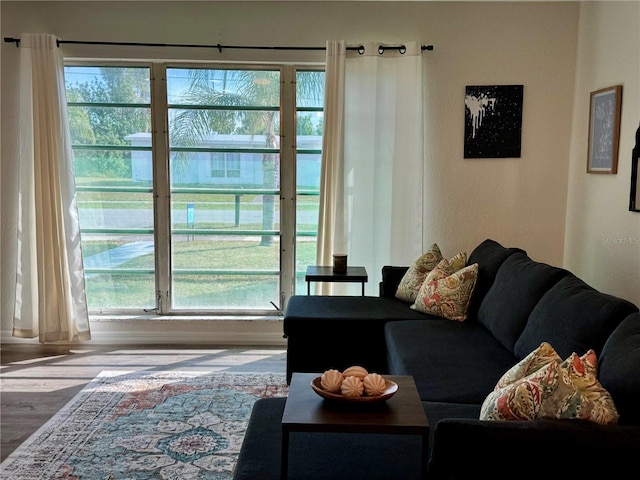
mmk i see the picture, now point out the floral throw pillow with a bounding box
[395,243,443,303]
[548,351,619,425]
[447,251,467,273]
[480,344,619,425]
[410,258,478,322]
[495,342,561,390]
[481,361,560,421]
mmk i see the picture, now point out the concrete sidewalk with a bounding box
[83,241,154,269]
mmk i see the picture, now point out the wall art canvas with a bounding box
[587,85,622,174]
[464,85,524,158]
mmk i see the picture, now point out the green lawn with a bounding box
[83,238,317,309]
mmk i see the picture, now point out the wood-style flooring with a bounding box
[0,344,287,462]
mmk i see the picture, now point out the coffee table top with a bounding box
[282,372,428,434]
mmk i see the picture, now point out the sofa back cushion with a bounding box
[465,239,525,321]
[598,313,640,425]
[514,275,639,360]
[477,252,569,352]
[380,266,410,298]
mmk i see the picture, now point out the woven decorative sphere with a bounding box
[363,373,387,396]
[320,369,343,393]
[341,376,364,397]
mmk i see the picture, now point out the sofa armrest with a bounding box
[380,266,409,298]
[428,418,640,478]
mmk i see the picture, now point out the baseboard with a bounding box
[1,317,287,346]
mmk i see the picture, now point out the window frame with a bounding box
[65,60,323,317]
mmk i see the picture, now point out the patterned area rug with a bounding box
[0,371,288,479]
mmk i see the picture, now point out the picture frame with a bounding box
[587,85,622,174]
[464,85,524,159]
[630,122,639,212]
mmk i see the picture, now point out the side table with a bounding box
[305,265,368,296]
[281,372,429,479]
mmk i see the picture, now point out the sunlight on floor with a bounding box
[8,354,70,365]
[0,347,287,393]
[1,378,99,392]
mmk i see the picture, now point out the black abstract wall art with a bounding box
[464,85,523,158]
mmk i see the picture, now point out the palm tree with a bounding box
[170,67,323,246]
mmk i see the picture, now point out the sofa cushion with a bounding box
[428,418,640,479]
[514,275,639,360]
[465,239,526,322]
[284,295,433,381]
[385,319,518,403]
[380,266,410,297]
[411,260,478,322]
[598,313,640,425]
[284,296,431,334]
[421,401,481,462]
[395,243,443,303]
[477,252,569,352]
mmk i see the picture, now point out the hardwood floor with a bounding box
[0,343,287,462]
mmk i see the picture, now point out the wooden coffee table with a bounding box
[281,372,429,479]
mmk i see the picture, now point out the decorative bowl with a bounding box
[310,376,398,403]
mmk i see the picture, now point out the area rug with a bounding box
[0,371,288,479]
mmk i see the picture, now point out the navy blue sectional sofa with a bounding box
[280,239,640,478]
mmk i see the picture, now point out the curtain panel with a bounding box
[317,40,424,295]
[316,41,347,294]
[14,33,91,342]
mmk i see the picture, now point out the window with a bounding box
[210,153,241,178]
[65,63,324,315]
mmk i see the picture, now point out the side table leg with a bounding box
[281,427,289,479]
[307,281,311,295]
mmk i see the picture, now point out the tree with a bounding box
[296,114,315,135]
[169,68,323,246]
[65,66,151,179]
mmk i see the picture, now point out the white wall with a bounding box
[0,1,596,344]
[421,1,577,263]
[565,1,640,306]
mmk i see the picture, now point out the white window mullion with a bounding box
[150,62,171,313]
[279,65,297,309]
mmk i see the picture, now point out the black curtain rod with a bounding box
[3,37,434,53]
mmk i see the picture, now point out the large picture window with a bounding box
[65,63,324,315]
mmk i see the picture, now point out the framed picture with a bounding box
[464,85,523,159]
[587,85,622,174]
[630,122,639,212]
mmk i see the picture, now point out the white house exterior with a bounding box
[125,132,322,189]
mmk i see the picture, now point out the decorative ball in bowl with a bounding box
[311,366,398,403]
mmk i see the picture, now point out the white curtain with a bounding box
[316,41,347,294]
[317,40,424,295]
[14,33,91,342]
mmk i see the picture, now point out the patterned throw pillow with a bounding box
[481,361,560,421]
[410,258,478,322]
[447,251,467,273]
[480,344,619,425]
[495,342,560,390]
[395,243,443,303]
[551,351,619,425]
